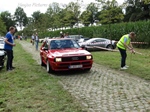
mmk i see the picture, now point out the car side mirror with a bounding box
[81,45,85,49]
[42,47,48,50]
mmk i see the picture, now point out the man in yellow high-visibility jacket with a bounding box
[117,32,136,70]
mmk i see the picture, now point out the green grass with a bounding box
[0,43,83,112]
[91,48,150,80]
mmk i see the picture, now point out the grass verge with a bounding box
[92,48,150,80]
[0,43,83,112]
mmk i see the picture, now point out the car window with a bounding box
[95,39,106,42]
[0,40,4,44]
[91,40,97,43]
[44,41,49,49]
[50,39,80,49]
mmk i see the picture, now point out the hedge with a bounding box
[38,21,150,47]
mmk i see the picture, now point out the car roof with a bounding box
[46,38,74,42]
[88,38,108,41]
[69,35,83,36]
[85,38,109,42]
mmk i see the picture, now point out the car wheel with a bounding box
[85,68,91,71]
[106,44,114,49]
[40,57,45,66]
[2,62,4,67]
[85,47,88,51]
[46,60,53,73]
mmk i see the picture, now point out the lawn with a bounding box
[91,48,150,80]
[0,43,83,112]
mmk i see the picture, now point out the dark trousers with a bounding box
[5,50,13,70]
[118,47,127,67]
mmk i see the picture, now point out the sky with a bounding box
[0,0,125,17]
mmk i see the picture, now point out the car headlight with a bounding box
[55,58,62,62]
[86,55,92,60]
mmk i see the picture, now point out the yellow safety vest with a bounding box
[117,34,131,50]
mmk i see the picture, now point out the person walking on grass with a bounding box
[31,34,35,45]
[117,32,136,70]
[35,33,39,51]
[4,26,16,71]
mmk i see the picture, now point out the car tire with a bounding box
[85,68,91,71]
[106,44,114,49]
[40,57,45,66]
[2,62,4,67]
[85,47,88,51]
[46,60,53,73]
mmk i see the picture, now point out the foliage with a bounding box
[97,0,124,24]
[38,20,150,47]
[32,11,41,21]
[0,17,6,35]
[79,11,92,26]
[124,0,150,22]
[0,11,16,31]
[14,7,28,29]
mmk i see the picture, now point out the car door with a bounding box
[88,40,98,51]
[95,39,106,48]
[41,41,49,64]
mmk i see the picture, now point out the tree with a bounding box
[35,13,50,31]
[96,0,124,24]
[144,0,150,3]
[46,2,62,29]
[0,11,15,31]
[32,11,41,21]
[0,17,6,35]
[66,2,81,26]
[86,2,99,23]
[79,11,92,26]
[14,7,28,29]
[123,0,150,21]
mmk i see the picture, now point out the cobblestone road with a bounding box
[19,40,150,112]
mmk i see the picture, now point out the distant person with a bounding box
[64,32,70,38]
[20,36,22,40]
[31,34,35,45]
[117,32,136,70]
[18,35,20,40]
[60,31,64,38]
[4,26,16,71]
[35,33,39,51]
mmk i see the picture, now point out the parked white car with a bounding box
[0,38,6,68]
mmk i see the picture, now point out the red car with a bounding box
[40,38,93,73]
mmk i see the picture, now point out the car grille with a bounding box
[62,56,86,62]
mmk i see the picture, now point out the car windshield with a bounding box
[0,40,4,44]
[50,39,80,49]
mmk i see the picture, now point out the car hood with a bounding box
[0,44,4,49]
[49,48,91,57]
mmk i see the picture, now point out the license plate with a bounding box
[69,65,83,69]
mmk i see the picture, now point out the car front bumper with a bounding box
[50,60,93,71]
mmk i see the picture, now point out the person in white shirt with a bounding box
[35,33,39,51]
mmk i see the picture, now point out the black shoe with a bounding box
[11,67,16,69]
[7,69,12,71]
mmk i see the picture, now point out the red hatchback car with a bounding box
[40,38,93,73]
